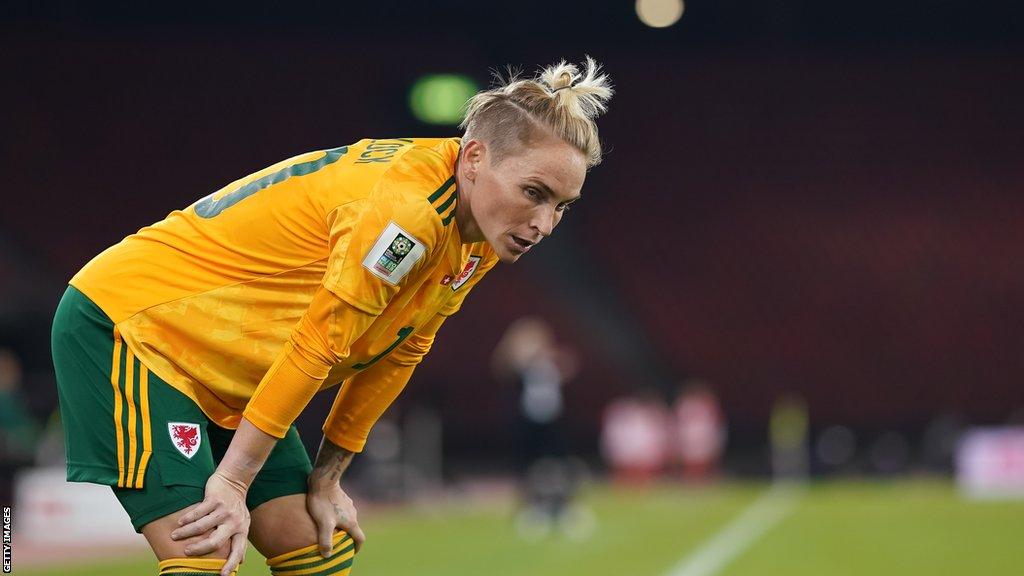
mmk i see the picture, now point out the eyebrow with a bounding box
[526,178,581,205]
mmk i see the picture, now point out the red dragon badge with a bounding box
[168,422,202,459]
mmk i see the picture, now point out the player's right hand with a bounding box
[172,470,251,576]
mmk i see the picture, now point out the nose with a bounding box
[530,205,557,238]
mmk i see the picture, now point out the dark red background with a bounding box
[2,15,1022,455]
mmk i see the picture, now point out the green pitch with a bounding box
[19,479,1024,575]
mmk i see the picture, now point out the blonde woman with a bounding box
[51,57,612,576]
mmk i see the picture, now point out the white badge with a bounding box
[362,221,427,285]
[168,422,202,459]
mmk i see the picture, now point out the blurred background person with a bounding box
[770,393,810,482]
[492,316,587,539]
[600,389,671,486]
[671,379,726,482]
[0,347,40,503]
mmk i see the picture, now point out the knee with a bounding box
[143,520,230,561]
[147,528,234,576]
[250,496,354,574]
[249,494,319,558]
[177,529,232,559]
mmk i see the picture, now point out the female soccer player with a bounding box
[51,58,612,576]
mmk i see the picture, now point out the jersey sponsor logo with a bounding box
[362,222,427,285]
[451,256,482,290]
[168,422,202,459]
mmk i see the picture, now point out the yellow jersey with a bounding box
[71,137,499,451]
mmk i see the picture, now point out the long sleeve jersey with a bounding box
[70,137,498,451]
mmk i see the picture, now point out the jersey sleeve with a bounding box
[322,312,447,452]
[440,248,500,316]
[243,286,378,438]
[322,153,452,315]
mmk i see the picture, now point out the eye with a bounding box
[524,187,542,201]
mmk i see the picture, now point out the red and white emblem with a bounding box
[450,256,481,291]
[440,274,453,286]
[168,422,202,459]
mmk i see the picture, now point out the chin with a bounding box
[482,231,522,263]
[496,250,521,264]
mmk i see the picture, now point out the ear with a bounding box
[460,138,487,182]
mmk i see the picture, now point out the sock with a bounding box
[267,531,355,575]
[157,557,236,576]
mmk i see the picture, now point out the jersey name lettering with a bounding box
[355,139,408,164]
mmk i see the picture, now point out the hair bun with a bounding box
[538,56,613,121]
[551,71,575,92]
[460,56,613,167]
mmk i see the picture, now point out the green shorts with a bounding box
[52,285,313,533]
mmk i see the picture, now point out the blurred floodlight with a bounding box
[409,74,478,125]
[636,0,684,28]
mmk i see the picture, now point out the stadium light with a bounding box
[408,74,479,125]
[635,0,685,28]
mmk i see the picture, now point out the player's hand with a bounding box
[171,471,251,576]
[306,480,366,557]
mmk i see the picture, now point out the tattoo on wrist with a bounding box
[311,437,354,484]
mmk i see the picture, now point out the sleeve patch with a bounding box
[361,221,427,285]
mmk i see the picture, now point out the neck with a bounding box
[454,162,484,244]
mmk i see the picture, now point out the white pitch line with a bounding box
[664,484,805,576]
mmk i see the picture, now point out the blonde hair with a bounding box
[460,56,614,168]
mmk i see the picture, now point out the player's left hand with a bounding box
[306,481,366,557]
[171,470,251,576]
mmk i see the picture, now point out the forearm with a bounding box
[215,417,279,489]
[321,313,444,452]
[309,435,356,488]
[322,360,417,453]
[243,340,330,438]
[243,287,378,438]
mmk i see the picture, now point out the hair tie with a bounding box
[551,83,574,93]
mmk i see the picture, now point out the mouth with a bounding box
[510,235,535,254]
